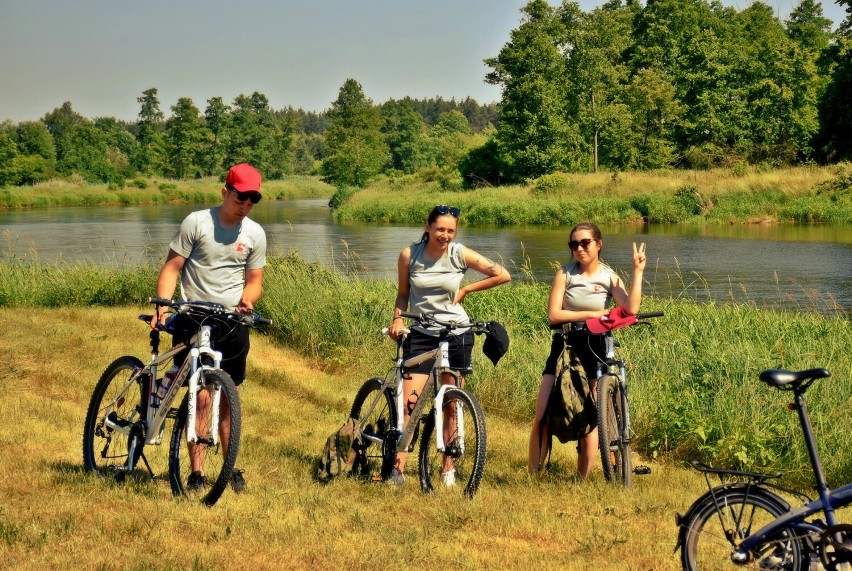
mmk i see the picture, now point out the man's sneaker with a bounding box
[387,468,405,486]
[187,470,207,491]
[230,468,246,493]
[441,470,456,487]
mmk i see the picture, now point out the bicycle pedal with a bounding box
[633,465,652,475]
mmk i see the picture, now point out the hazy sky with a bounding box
[0,0,846,122]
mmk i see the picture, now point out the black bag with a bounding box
[542,336,596,444]
[482,321,510,365]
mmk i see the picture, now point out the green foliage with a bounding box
[327,186,359,209]
[321,79,389,188]
[531,173,574,197]
[458,138,507,187]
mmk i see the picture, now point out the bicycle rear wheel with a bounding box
[83,356,148,478]
[418,387,487,498]
[681,490,803,570]
[597,374,633,487]
[349,377,397,481]
[168,369,241,506]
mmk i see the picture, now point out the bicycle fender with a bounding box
[673,483,791,553]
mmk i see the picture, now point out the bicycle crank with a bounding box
[819,524,852,571]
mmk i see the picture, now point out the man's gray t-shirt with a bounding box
[408,240,469,335]
[169,207,267,309]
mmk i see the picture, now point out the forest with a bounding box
[0,0,850,190]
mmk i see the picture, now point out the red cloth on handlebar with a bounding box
[585,306,638,334]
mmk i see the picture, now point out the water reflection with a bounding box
[1,199,849,312]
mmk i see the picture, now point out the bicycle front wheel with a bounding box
[83,356,147,478]
[418,387,486,498]
[597,374,633,487]
[168,369,241,506]
[349,377,397,481]
[681,490,803,570]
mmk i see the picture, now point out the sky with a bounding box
[0,0,846,123]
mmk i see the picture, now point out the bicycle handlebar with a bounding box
[144,297,272,328]
[549,310,664,331]
[399,311,488,333]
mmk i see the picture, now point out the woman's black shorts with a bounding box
[542,331,606,380]
[403,329,475,375]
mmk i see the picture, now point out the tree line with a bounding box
[1,0,850,190]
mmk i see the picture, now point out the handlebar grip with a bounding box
[254,315,272,326]
[148,296,173,306]
[400,311,422,320]
[637,311,665,319]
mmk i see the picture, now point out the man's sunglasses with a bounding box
[569,238,598,251]
[434,204,460,217]
[226,184,262,204]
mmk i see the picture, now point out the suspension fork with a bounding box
[185,325,223,445]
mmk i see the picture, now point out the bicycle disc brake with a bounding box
[820,524,852,570]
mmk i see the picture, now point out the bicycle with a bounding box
[675,367,852,570]
[82,297,270,506]
[349,312,489,498]
[552,310,664,486]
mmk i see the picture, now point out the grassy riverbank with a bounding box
[333,164,852,225]
[1,255,849,487]
[0,175,334,208]
[1,306,716,570]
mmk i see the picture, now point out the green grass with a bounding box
[1,254,849,487]
[333,164,852,225]
[0,175,334,209]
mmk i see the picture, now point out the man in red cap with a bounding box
[152,162,267,494]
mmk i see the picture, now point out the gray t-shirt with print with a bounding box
[169,207,267,309]
[562,261,615,311]
[408,240,469,335]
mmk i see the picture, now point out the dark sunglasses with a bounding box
[569,238,598,251]
[434,204,460,217]
[226,184,262,204]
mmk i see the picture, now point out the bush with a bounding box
[531,173,573,197]
[328,186,359,209]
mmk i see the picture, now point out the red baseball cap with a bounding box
[226,163,262,194]
[585,306,638,334]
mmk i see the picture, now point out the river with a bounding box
[1,199,850,312]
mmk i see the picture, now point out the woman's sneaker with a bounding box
[387,468,405,486]
[230,468,246,493]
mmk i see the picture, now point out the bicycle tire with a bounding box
[349,377,397,481]
[681,489,804,570]
[168,368,241,506]
[418,387,487,498]
[597,374,633,487]
[83,356,148,478]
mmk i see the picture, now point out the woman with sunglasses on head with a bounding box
[386,204,511,486]
[528,222,646,479]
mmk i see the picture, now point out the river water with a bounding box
[1,199,850,312]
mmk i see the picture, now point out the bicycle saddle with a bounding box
[759,368,831,389]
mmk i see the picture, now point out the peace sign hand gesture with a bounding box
[633,242,647,272]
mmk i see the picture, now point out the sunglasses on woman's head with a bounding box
[569,238,597,251]
[434,204,460,217]
[226,184,262,204]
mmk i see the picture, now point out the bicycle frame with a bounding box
[99,323,225,471]
[595,332,631,445]
[361,328,464,455]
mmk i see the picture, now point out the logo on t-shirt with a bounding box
[235,242,247,253]
[594,285,602,293]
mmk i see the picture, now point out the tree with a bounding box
[203,97,230,176]
[165,97,206,178]
[226,92,291,178]
[321,79,389,188]
[380,99,434,173]
[485,0,582,180]
[42,101,85,175]
[816,36,852,160]
[786,0,833,53]
[133,88,166,175]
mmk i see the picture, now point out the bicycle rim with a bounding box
[349,377,397,481]
[168,369,241,506]
[682,491,803,570]
[418,387,487,498]
[83,356,149,479]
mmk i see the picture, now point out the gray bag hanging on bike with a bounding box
[543,335,596,444]
[317,417,365,481]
